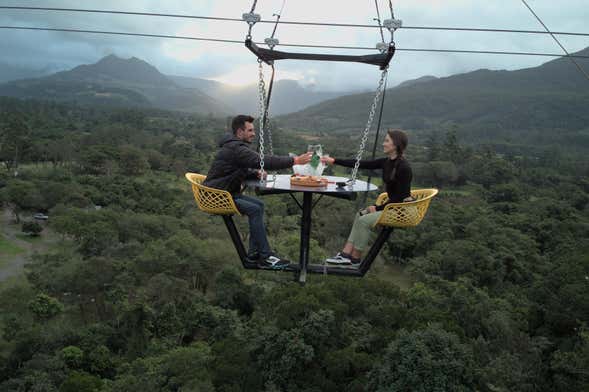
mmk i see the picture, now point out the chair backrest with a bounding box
[185,173,240,215]
[376,188,438,228]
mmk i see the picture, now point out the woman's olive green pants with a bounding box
[346,211,383,251]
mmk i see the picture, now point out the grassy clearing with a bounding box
[15,234,44,244]
[0,273,28,291]
[0,235,24,257]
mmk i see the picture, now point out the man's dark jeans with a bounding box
[233,194,271,258]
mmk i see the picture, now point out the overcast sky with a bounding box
[1,0,588,91]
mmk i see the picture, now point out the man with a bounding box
[204,115,312,269]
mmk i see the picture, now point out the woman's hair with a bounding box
[386,129,409,182]
[386,129,408,158]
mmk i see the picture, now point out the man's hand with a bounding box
[293,152,313,165]
[256,170,267,180]
[367,205,377,213]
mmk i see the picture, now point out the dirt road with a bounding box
[0,209,56,282]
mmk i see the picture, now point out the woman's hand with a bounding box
[293,152,313,165]
[366,205,377,213]
[321,156,335,165]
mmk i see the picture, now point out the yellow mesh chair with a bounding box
[374,188,438,228]
[185,173,240,216]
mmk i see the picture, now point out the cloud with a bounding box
[0,0,587,90]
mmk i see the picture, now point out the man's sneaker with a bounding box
[325,253,361,266]
[259,255,290,269]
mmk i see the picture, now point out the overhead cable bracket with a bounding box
[376,42,389,53]
[264,37,280,49]
[242,12,261,25]
[383,18,403,31]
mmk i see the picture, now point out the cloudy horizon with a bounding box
[1,0,588,91]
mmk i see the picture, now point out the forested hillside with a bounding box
[0,97,588,391]
[280,47,589,149]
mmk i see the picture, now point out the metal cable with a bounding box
[521,0,589,82]
[2,26,589,59]
[0,25,244,44]
[388,0,395,19]
[1,6,589,37]
[374,0,385,44]
[395,47,589,58]
[262,64,275,156]
[350,67,389,184]
[249,0,259,14]
[364,75,388,202]
[270,0,287,40]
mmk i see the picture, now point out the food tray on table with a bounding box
[290,175,329,187]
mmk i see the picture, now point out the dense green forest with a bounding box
[1,97,588,391]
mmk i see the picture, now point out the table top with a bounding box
[245,174,378,194]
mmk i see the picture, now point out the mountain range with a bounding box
[168,75,346,115]
[280,47,589,143]
[0,56,228,115]
[1,48,588,143]
[0,55,350,116]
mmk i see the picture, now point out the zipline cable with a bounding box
[520,0,589,82]
[374,0,386,44]
[2,26,589,59]
[1,6,589,37]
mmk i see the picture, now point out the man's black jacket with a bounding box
[203,133,294,195]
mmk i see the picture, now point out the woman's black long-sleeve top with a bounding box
[334,157,412,210]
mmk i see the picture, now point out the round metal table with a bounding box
[245,174,378,283]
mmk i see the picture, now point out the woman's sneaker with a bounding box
[259,255,290,269]
[325,252,353,265]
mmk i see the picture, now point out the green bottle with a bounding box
[310,152,320,169]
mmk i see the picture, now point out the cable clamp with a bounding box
[376,42,389,53]
[383,18,402,31]
[264,37,279,49]
[242,12,261,25]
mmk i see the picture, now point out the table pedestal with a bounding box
[234,175,388,283]
[298,192,313,283]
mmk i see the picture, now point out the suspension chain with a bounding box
[259,72,274,157]
[350,67,389,184]
[257,61,267,177]
[266,110,274,157]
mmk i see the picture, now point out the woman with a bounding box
[322,129,412,265]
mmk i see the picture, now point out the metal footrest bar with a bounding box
[222,215,393,278]
[307,227,393,277]
[222,215,252,269]
[358,227,393,275]
[222,215,300,273]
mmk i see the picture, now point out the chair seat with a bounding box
[374,188,438,228]
[185,173,240,216]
